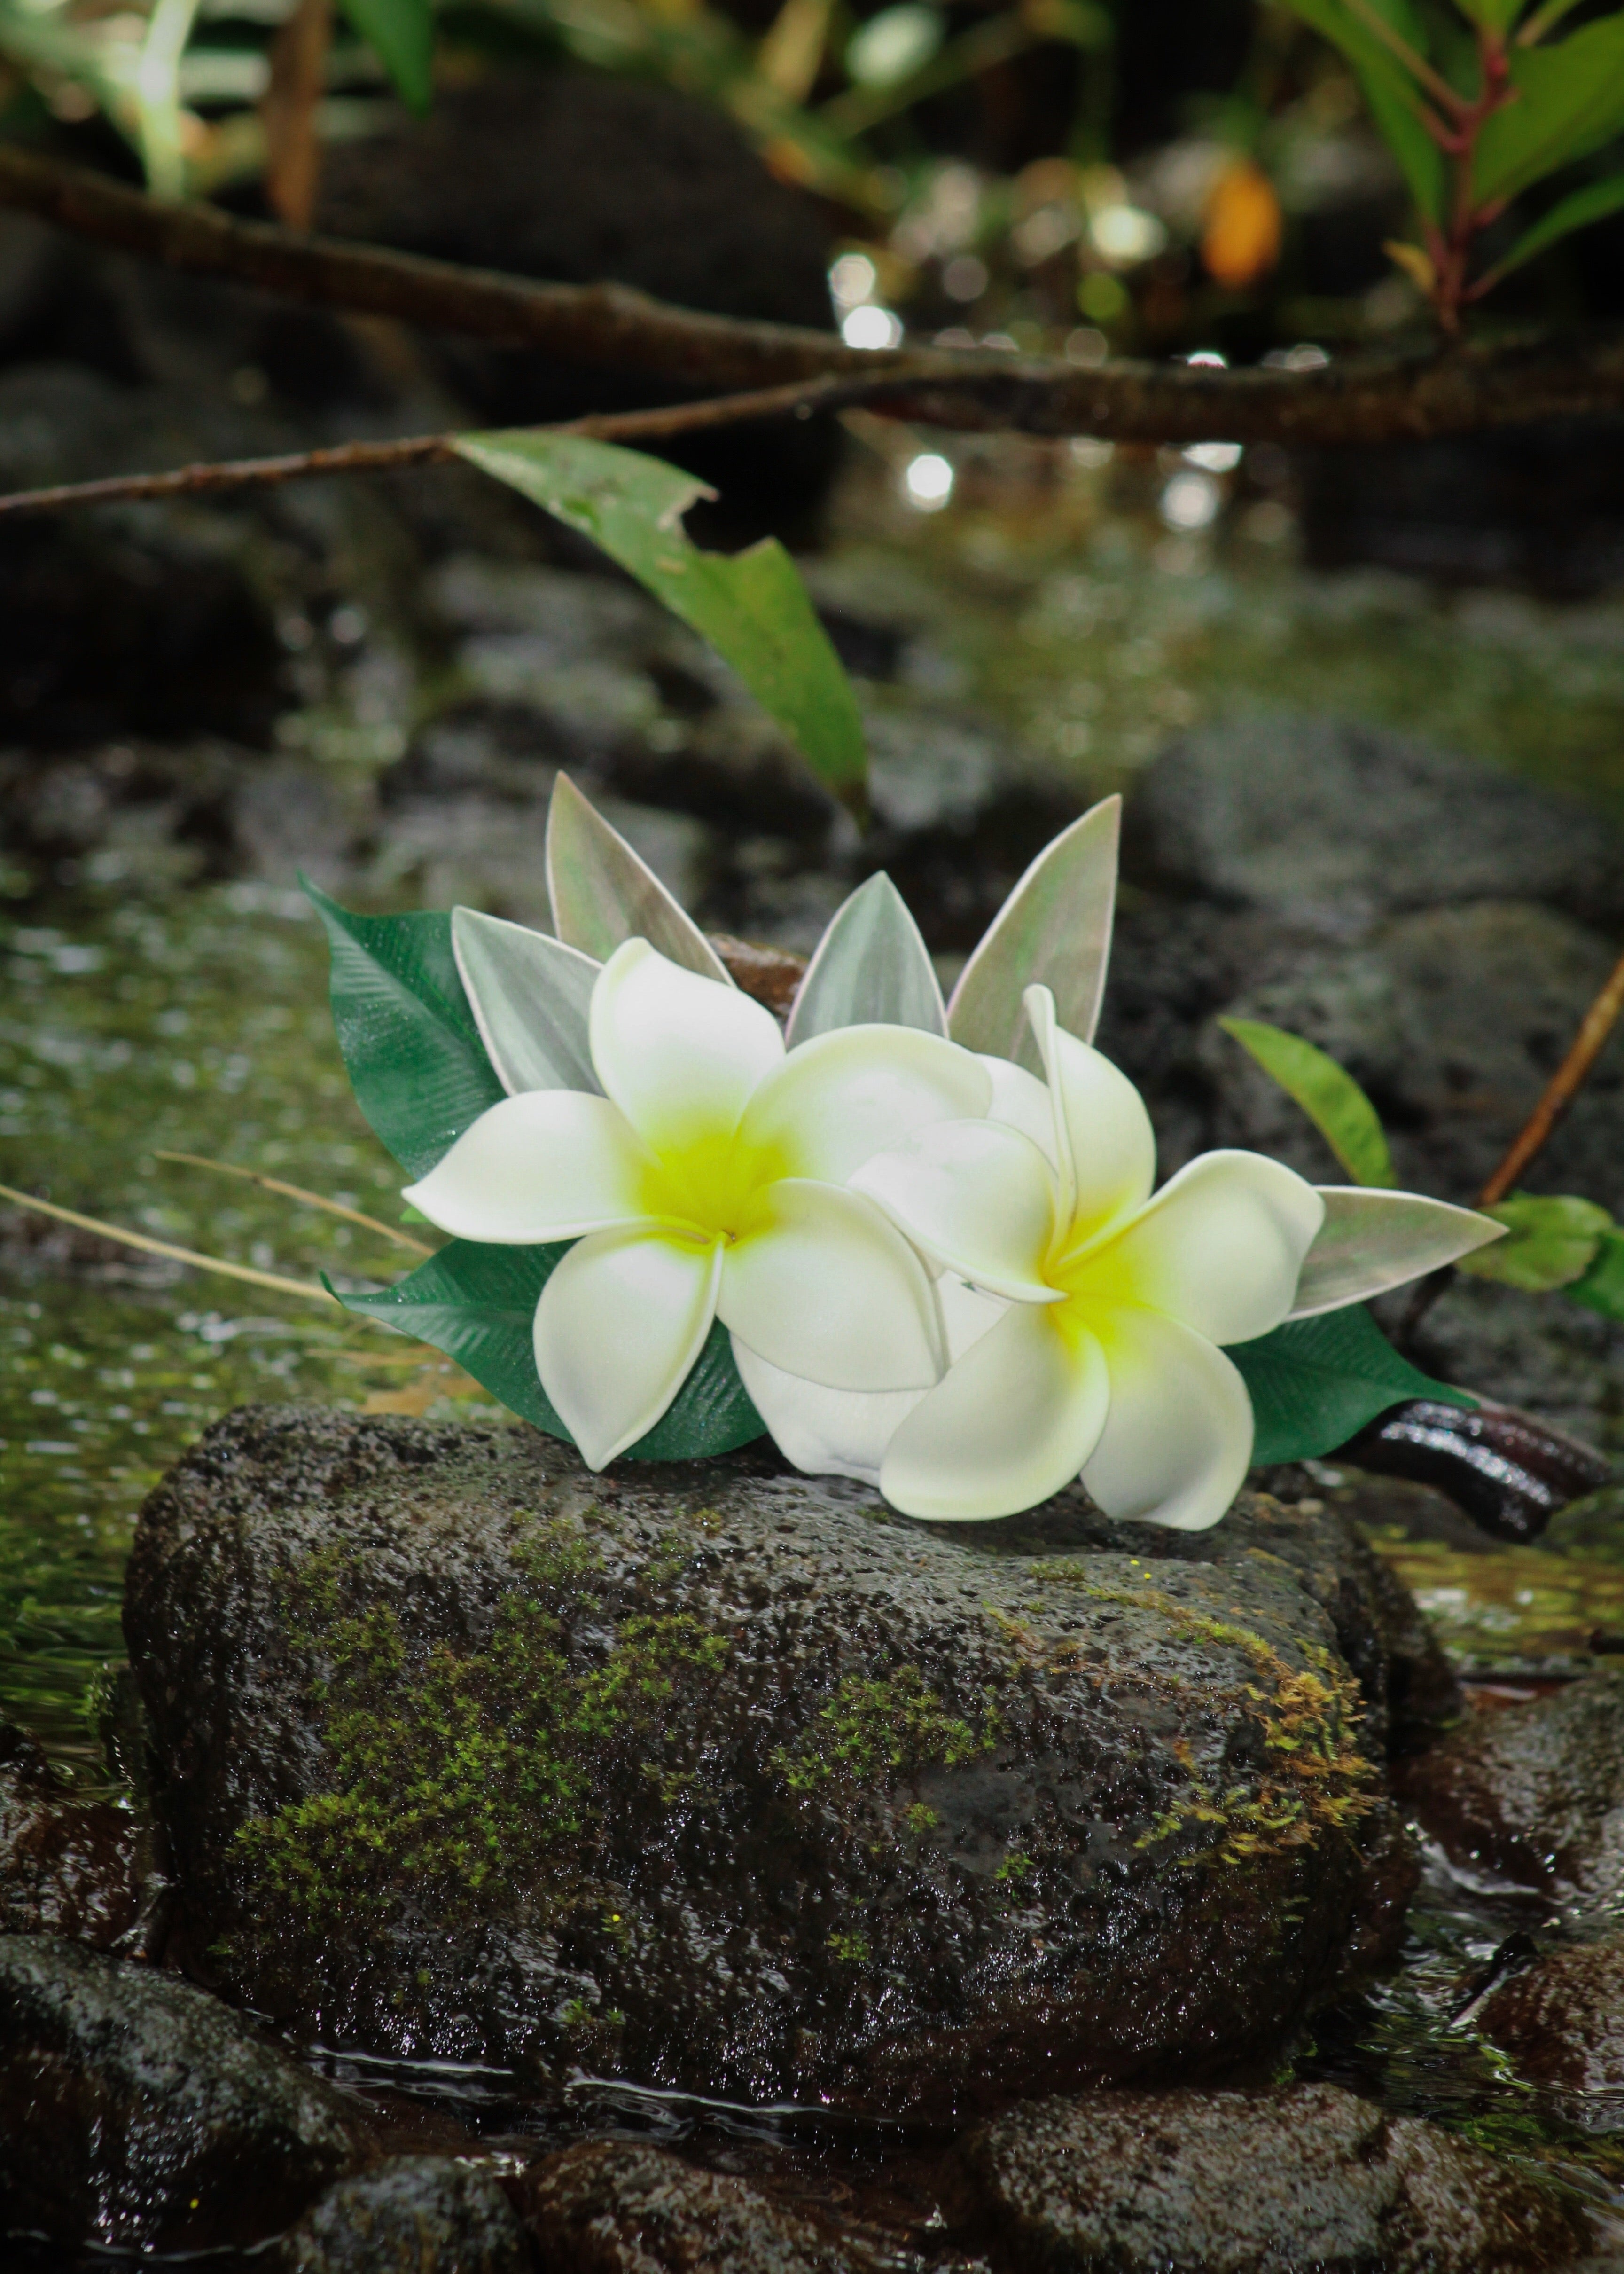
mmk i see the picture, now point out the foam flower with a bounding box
[850,986,1327,1528]
[404,937,989,1467]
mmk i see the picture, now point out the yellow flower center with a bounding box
[636,1127,793,1249]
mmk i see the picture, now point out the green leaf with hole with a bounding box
[306,884,505,1180]
[337,0,434,111]
[1474,16,1624,204]
[1456,1191,1612,1291]
[1231,1304,1475,1466]
[1485,171,1624,281]
[455,432,868,809]
[1570,1225,1624,1321]
[1219,1017,1396,1187]
[335,1239,766,1459]
[1273,0,1445,221]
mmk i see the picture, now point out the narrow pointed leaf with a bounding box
[947,795,1120,1066]
[1291,1187,1506,1317]
[1484,173,1624,283]
[1219,1017,1395,1188]
[305,882,504,1179]
[452,907,602,1096]
[1474,16,1624,204]
[336,0,434,111]
[1230,1304,1474,1467]
[546,773,732,983]
[1273,0,1445,220]
[455,431,868,806]
[786,873,945,1046]
[336,1240,766,1458]
[1456,1191,1611,1291]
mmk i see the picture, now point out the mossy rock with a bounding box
[125,1408,1426,2117]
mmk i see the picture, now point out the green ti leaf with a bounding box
[1570,1225,1624,1322]
[1218,1018,1396,1189]
[1483,171,1624,282]
[1230,1304,1475,1467]
[454,433,869,811]
[1473,15,1624,205]
[335,1239,765,1460]
[1456,1191,1612,1291]
[337,0,434,111]
[305,885,504,1180]
[1274,0,1446,222]
[1449,0,1529,31]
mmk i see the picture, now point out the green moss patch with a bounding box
[772,1665,999,1796]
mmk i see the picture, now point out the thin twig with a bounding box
[3,145,1624,446]
[0,374,882,518]
[1478,945,1624,1207]
[153,1149,432,1254]
[0,1179,333,1301]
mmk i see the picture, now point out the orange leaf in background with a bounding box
[1202,162,1283,290]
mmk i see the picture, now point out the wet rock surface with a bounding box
[0,1931,377,2250]
[279,2154,530,2273]
[1476,1935,1624,2121]
[0,1722,148,1950]
[520,2141,863,2274]
[1394,1674,1624,1910]
[952,2083,1600,2273]
[125,1404,1411,2115]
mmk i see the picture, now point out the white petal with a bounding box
[1024,985,1156,1236]
[534,1227,722,1468]
[1082,1307,1253,1531]
[732,1278,1006,1488]
[546,771,731,983]
[785,873,946,1046]
[718,1180,945,1392]
[590,938,783,1154]
[403,1090,650,1242]
[1290,1187,1507,1319]
[852,1118,1062,1304]
[740,1023,989,1186]
[1077,1151,1324,1346]
[880,1302,1110,1521]
[452,907,601,1096]
[948,795,1120,1064]
[979,1053,1057,1166]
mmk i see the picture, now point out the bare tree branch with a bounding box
[3,143,1624,445]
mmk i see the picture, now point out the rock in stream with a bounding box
[125,1404,1428,2116]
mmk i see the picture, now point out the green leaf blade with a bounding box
[1273,0,1447,221]
[1570,1225,1624,1321]
[338,1240,767,1458]
[1218,1017,1396,1188]
[1473,16,1624,204]
[1457,1191,1612,1290]
[306,884,506,1180]
[1484,172,1624,282]
[455,432,868,807]
[336,0,435,111]
[946,794,1120,1066]
[1230,1304,1475,1467]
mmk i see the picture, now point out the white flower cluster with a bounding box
[406,779,1499,1528]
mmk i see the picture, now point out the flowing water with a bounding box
[5,446,1624,2248]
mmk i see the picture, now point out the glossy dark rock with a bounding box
[953,2084,1598,2272]
[520,2141,860,2274]
[1477,1935,1624,2122]
[279,2155,530,2274]
[125,1406,1417,2117]
[1395,1674,1624,1908]
[0,1932,375,2250]
[0,1723,147,1949]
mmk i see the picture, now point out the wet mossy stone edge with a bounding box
[124,1406,1439,2119]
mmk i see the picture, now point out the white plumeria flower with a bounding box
[405,937,991,1468]
[849,985,1327,1529]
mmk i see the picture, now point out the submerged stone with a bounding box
[519,2142,861,2274]
[0,1932,376,2250]
[1395,1674,1624,1911]
[279,2156,529,2274]
[1477,1935,1624,2125]
[0,1722,148,1950]
[952,2084,1599,2273]
[127,1407,1417,2116]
